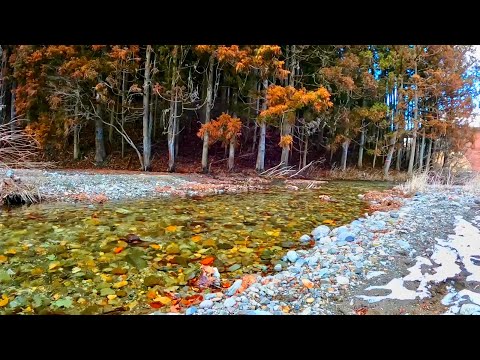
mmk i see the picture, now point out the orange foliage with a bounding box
[197,113,242,146]
[259,85,333,122]
[279,135,293,149]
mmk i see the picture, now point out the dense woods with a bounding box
[0,45,478,175]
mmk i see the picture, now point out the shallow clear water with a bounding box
[0,180,389,314]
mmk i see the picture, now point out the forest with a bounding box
[0,45,478,176]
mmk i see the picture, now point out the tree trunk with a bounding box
[407,58,419,176]
[373,127,379,169]
[303,131,308,168]
[340,138,350,171]
[384,78,403,177]
[251,82,261,153]
[280,45,296,167]
[201,53,215,173]
[10,80,16,131]
[358,98,367,168]
[108,104,115,144]
[121,69,126,158]
[168,46,179,172]
[142,45,152,171]
[419,128,426,171]
[425,138,433,173]
[228,137,235,171]
[73,102,80,160]
[94,104,106,163]
[396,143,402,171]
[255,79,268,172]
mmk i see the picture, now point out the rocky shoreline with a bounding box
[152,187,480,315]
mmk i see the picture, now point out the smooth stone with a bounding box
[274,264,282,272]
[351,220,363,227]
[240,310,272,315]
[331,226,348,236]
[336,240,348,246]
[354,267,363,274]
[185,306,197,315]
[338,232,355,242]
[336,276,350,285]
[327,248,339,255]
[390,211,400,219]
[294,259,306,267]
[226,279,243,296]
[204,293,217,300]
[460,303,480,315]
[397,240,411,250]
[336,255,345,262]
[299,234,311,243]
[317,268,330,278]
[224,297,237,308]
[307,256,319,267]
[199,300,214,309]
[286,250,298,263]
[354,261,364,269]
[311,225,331,240]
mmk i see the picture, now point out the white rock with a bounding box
[460,303,480,315]
[286,250,298,263]
[336,276,350,285]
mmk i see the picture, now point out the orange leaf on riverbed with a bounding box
[200,256,215,265]
[146,290,157,299]
[114,247,124,254]
[149,302,163,309]
[237,274,257,293]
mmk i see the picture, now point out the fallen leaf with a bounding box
[282,306,290,313]
[150,244,161,250]
[107,295,117,300]
[114,247,125,254]
[306,297,315,303]
[165,225,178,232]
[155,296,172,305]
[48,261,61,270]
[0,294,9,307]
[200,256,215,265]
[113,280,128,289]
[4,248,16,255]
[191,235,202,242]
[170,304,181,313]
[323,219,335,225]
[301,279,314,289]
[149,302,163,309]
[0,255,8,263]
[146,290,157,299]
[354,307,368,315]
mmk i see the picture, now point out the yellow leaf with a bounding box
[282,306,290,313]
[107,294,117,300]
[150,244,161,250]
[306,297,315,303]
[154,296,172,305]
[49,261,61,270]
[127,300,138,310]
[165,225,178,232]
[101,274,113,282]
[113,280,128,289]
[0,295,9,307]
[4,248,16,255]
[0,255,8,263]
[302,279,314,289]
[323,219,335,225]
[117,240,128,248]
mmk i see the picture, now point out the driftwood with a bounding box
[0,177,40,205]
[260,160,323,179]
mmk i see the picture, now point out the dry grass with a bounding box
[322,167,409,182]
[395,169,480,194]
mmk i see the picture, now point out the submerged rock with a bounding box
[338,232,355,242]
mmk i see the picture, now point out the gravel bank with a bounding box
[12,169,269,202]
[152,187,480,315]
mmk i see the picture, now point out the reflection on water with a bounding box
[0,181,389,314]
